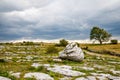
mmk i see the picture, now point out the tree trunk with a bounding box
[99,40,102,44]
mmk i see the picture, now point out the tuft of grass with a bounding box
[0,70,16,80]
[47,71,63,80]
[46,45,58,54]
[28,66,48,73]
[24,78,36,80]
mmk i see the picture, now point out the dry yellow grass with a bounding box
[80,43,120,54]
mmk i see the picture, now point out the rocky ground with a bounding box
[0,44,120,80]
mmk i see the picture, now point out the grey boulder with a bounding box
[59,42,84,61]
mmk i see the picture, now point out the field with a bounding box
[80,43,120,54]
[0,42,120,80]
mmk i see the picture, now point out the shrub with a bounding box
[59,39,68,46]
[46,45,58,54]
[0,59,6,63]
[55,39,68,47]
[111,39,118,44]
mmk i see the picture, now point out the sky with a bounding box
[0,0,120,42]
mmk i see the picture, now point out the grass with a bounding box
[0,42,120,79]
[0,69,17,80]
[80,43,120,53]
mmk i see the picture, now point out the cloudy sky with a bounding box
[0,0,120,42]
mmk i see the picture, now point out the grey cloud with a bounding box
[0,0,54,12]
[0,0,120,41]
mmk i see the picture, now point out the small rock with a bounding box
[110,69,120,75]
[81,67,94,70]
[0,76,11,80]
[26,56,33,60]
[91,73,98,76]
[94,65,105,69]
[53,65,72,70]
[16,59,22,62]
[96,76,108,80]
[6,57,12,60]
[75,77,87,80]
[11,72,21,78]
[108,62,120,64]
[98,73,111,77]
[91,73,111,77]
[43,64,50,68]
[24,72,54,80]
[53,58,62,62]
[96,56,101,60]
[31,63,42,68]
[87,76,96,80]
[31,63,50,68]
[107,76,120,80]
[91,73,111,80]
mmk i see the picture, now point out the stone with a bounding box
[0,76,11,80]
[59,42,84,61]
[108,61,120,64]
[75,77,87,80]
[16,60,22,62]
[93,65,105,69]
[53,58,62,62]
[11,72,21,78]
[43,64,50,68]
[31,63,50,68]
[80,67,94,70]
[107,76,120,80]
[97,73,111,77]
[91,73,111,77]
[90,73,98,76]
[110,69,120,75]
[31,63,42,68]
[26,56,33,60]
[24,72,54,80]
[91,73,112,80]
[86,76,96,80]
[96,76,108,80]
[53,65,72,69]
[47,65,85,77]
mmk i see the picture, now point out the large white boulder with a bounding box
[59,42,84,61]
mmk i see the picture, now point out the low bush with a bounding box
[55,39,68,47]
[46,45,58,54]
[0,58,6,63]
[111,39,118,44]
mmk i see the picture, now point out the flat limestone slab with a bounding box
[24,72,54,80]
[0,76,11,80]
[47,65,85,77]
